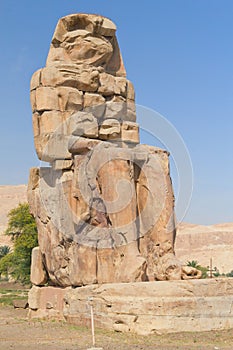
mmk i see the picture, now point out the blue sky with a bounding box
[0,0,232,225]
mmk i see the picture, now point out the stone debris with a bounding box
[13,300,28,309]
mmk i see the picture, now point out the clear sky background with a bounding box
[0,0,232,225]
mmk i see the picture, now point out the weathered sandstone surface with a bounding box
[28,13,196,287]
[28,278,233,334]
[1,185,232,277]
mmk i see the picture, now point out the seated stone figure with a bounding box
[28,14,200,287]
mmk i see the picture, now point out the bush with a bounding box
[226,270,233,278]
[198,266,208,279]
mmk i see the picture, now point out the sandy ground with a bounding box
[0,304,233,350]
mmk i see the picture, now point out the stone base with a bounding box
[28,278,233,335]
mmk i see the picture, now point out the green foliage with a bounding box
[186,260,208,279]
[187,260,201,269]
[0,245,10,259]
[0,203,38,284]
[213,271,220,277]
[198,266,208,279]
[5,203,35,240]
[226,270,233,277]
[0,286,28,306]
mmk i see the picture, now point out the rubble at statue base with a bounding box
[28,13,201,287]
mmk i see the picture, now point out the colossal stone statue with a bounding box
[28,14,200,287]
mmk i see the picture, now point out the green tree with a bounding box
[0,245,10,259]
[0,203,38,284]
[5,203,35,240]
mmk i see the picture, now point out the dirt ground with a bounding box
[1,306,233,350]
[0,282,233,350]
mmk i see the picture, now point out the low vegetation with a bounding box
[0,285,28,306]
[186,260,233,279]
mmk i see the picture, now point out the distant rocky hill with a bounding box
[0,185,232,274]
[175,222,233,274]
[0,185,27,247]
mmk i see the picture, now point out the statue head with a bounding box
[46,13,126,76]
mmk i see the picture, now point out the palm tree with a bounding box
[187,260,201,269]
